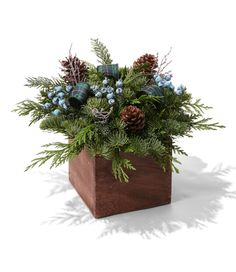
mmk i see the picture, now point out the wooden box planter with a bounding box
[69,149,172,218]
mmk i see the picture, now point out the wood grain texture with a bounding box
[69,149,172,218]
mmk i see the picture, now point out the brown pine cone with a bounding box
[60,54,88,86]
[120,105,145,131]
[133,53,158,74]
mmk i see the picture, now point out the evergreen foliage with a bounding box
[91,38,113,65]
[14,39,224,182]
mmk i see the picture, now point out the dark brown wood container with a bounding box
[69,149,172,218]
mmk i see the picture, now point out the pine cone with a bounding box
[120,105,145,131]
[60,54,88,86]
[133,53,158,74]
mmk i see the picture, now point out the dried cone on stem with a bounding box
[133,53,158,74]
[60,54,88,86]
[120,105,145,132]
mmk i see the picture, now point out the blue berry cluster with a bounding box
[154,73,175,90]
[43,85,73,116]
[90,78,123,106]
[154,73,186,95]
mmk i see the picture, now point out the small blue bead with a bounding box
[54,86,63,93]
[43,102,52,110]
[48,92,54,99]
[107,87,114,93]
[57,92,65,98]
[164,74,172,81]
[108,98,115,105]
[52,97,59,104]
[169,83,175,90]
[106,93,114,100]
[154,75,162,83]
[66,85,73,93]
[95,91,102,98]
[58,99,65,107]
[116,79,123,88]
[164,81,171,88]
[63,103,68,110]
[52,109,61,116]
[116,88,123,95]
[103,78,109,86]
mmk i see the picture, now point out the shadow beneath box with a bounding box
[42,157,236,238]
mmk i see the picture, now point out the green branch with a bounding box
[91,38,113,65]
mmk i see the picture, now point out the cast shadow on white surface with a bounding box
[43,157,236,238]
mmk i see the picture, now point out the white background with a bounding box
[0,0,236,271]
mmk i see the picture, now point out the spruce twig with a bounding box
[91,38,113,65]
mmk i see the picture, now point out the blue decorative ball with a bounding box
[52,109,61,116]
[108,98,115,105]
[52,97,59,105]
[95,91,102,98]
[106,93,114,100]
[116,79,123,88]
[54,86,63,93]
[48,92,54,99]
[57,92,65,98]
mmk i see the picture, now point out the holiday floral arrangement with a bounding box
[14,39,223,182]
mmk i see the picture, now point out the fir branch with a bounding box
[25,141,82,171]
[172,144,188,156]
[40,116,67,135]
[25,77,65,90]
[112,153,135,182]
[91,38,113,65]
[191,118,225,131]
[183,98,211,115]
[13,99,45,125]
[130,94,162,105]
[74,124,95,145]
[108,131,130,149]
